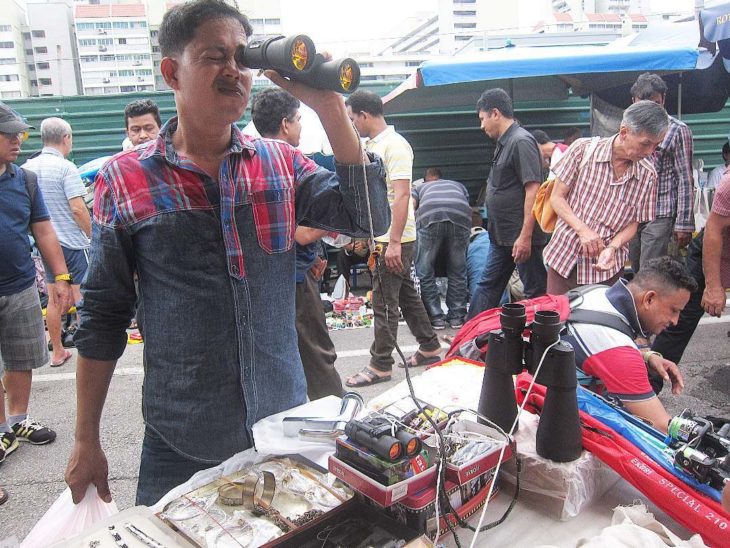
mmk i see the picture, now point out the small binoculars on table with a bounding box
[235,34,360,94]
[478,303,582,463]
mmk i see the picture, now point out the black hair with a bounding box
[124,99,162,129]
[159,0,253,58]
[476,88,514,118]
[722,141,730,156]
[345,90,383,117]
[631,256,698,294]
[250,87,300,138]
[424,167,442,180]
[532,129,551,145]
[563,126,582,143]
[630,72,668,101]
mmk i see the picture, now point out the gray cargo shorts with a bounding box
[0,285,49,372]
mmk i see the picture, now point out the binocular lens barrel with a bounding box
[394,429,422,457]
[344,421,404,461]
[236,34,315,73]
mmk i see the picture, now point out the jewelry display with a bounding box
[124,522,167,548]
[108,525,129,548]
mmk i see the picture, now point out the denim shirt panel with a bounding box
[76,131,388,462]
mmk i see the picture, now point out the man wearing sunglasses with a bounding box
[0,103,74,468]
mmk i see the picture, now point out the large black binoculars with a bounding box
[235,34,360,94]
[345,416,422,462]
[477,304,582,462]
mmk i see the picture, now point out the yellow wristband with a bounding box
[642,350,662,364]
[54,273,72,283]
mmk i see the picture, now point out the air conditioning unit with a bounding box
[137,76,144,81]
[97,28,107,35]
[132,60,142,66]
[98,45,107,52]
[102,77,110,83]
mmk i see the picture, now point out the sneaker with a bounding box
[448,318,464,329]
[11,417,56,445]
[431,318,447,330]
[0,431,18,463]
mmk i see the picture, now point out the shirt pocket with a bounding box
[249,184,295,254]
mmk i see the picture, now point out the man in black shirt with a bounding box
[467,89,547,319]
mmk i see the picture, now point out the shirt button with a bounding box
[231,264,239,275]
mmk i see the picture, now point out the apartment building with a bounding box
[24,0,81,97]
[0,1,30,99]
[74,2,154,95]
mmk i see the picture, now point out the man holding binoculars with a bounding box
[66,0,388,506]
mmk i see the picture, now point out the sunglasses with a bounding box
[0,130,29,142]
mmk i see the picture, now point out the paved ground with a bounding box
[1,294,728,542]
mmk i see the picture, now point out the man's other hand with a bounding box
[578,227,604,257]
[701,286,727,317]
[65,440,112,504]
[384,241,404,273]
[648,354,684,395]
[51,281,75,314]
[674,231,692,249]
[512,234,532,264]
[595,246,616,272]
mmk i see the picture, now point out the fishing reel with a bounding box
[235,34,360,94]
[666,410,730,490]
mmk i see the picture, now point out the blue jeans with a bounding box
[136,427,219,507]
[415,222,470,321]
[467,243,547,320]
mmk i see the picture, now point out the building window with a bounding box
[135,69,152,75]
[454,23,477,29]
[1,91,22,98]
[0,58,17,65]
[120,85,136,92]
[25,48,33,55]
[0,25,13,33]
[80,55,98,63]
[0,42,14,49]
[96,22,112,30]
[37,62,50,69]
[39,77,52,85]
[152,45,160,53]
[119,69,134,76]
[264,18,281,25]
[405,61,421,66]
[35,47,48,54]
[118,38,127,45]
[31,30,46,38]
[79,39,96,46]
[100,54,115,61]
[150,30,158,38]
[98,38,113,45]
[77,22,95,31]
[31,79,38,86]
[0,74,19,81]
[454,10,476,16]
[27,63,35,71]
[113,22,130,29]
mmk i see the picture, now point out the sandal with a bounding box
[345,367,391,387]
[398,350,441,368]
[50,350,73,368]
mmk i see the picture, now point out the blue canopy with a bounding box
[384,18,730,115]
[419,43,701,87]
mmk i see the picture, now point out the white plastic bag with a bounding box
[21,485,118,547]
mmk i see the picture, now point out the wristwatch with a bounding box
[54,273,73,283]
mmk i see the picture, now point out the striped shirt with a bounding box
[652,116,694,232]
[365,126,417,243]
[563,281,655,402]
[545,136,657,285]
[411,178,472,230]
[23,147,89,250]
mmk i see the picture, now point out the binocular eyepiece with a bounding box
[235,34,360,94]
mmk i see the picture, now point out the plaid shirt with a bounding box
[652,116,694,232]
[544,136,657,285]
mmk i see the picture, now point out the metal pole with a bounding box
[678,72,683,120]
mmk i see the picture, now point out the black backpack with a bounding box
[566,284,636,341]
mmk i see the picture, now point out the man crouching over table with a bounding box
[65,0,389,506]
